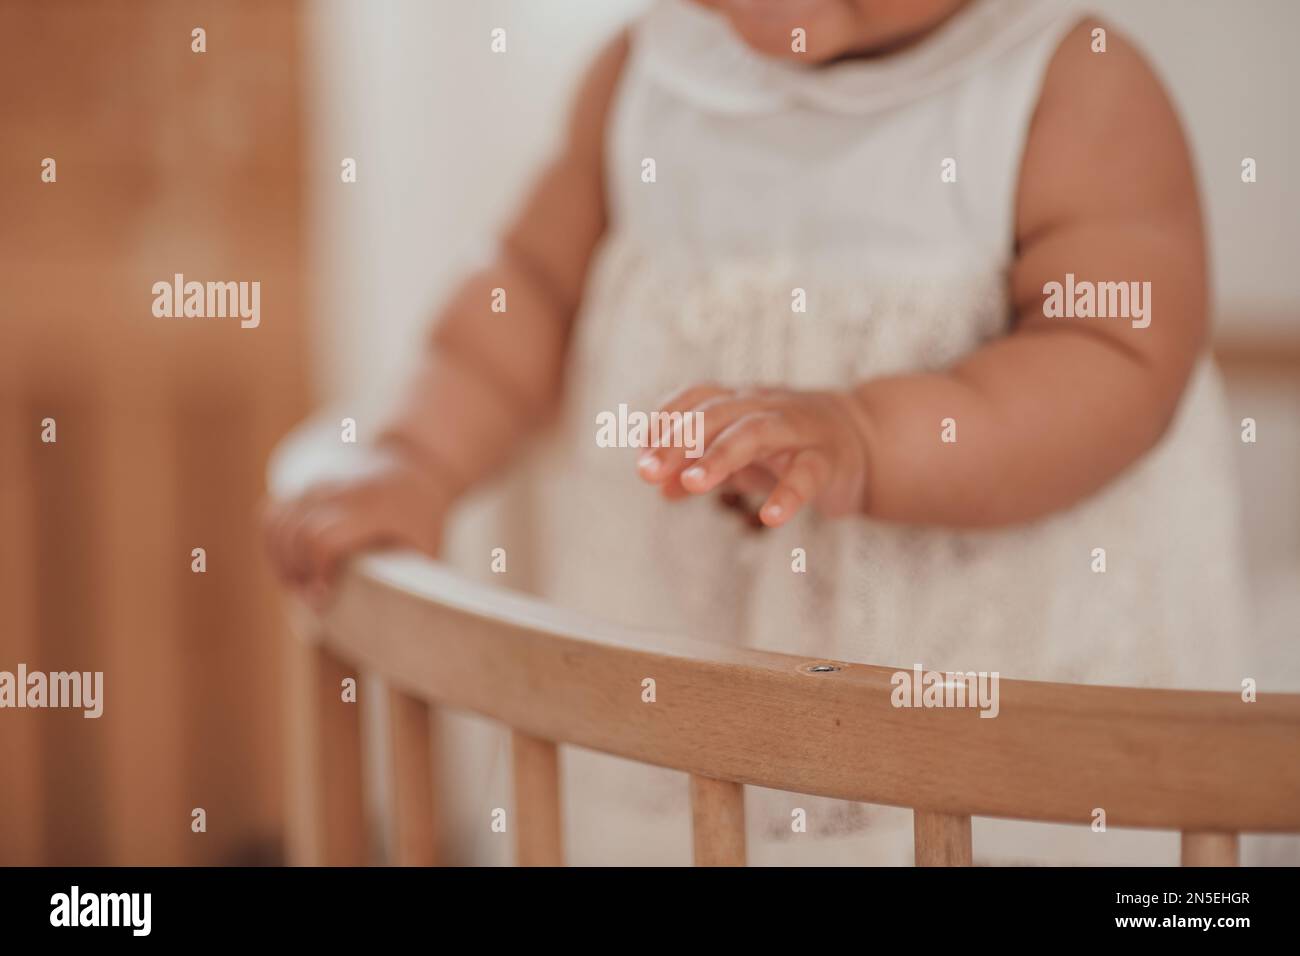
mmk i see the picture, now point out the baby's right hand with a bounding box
[262,447,456,608]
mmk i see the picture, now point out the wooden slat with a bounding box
[296,558,1300,833]
[98,406,188,865]
[1213,339,1300,377]
[173,399,294,865]
[914,810,973,866]
[3,0,308,866]
[285,623,321,866]
[389,687,439,866]
[314,645,368,866]
[511,731,563,867]
[0,402,43,864]
[690,776,746,867]
[29,397,110,864]
[1181,831,1239,867]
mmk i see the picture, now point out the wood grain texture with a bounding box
[98,409,187,865]
[389,688,439,866]
[314,645,368,866]
[914,810,973,866]
[0,403,43,864]
[285,627,323,866]
[1,0,308,863]
[691,776,747,866]
[289,554,1300,834]
[1181,831,1239,867]
[1213,338,1300,378]
[511,731,563,867]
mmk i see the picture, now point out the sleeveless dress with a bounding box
[514,0,1251,865]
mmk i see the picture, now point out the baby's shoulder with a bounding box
[1038,19,1174,129]
[1017,18,1200,240]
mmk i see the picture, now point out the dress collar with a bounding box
[636,0,1080,115]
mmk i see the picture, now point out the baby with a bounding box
[265,0,1246,863]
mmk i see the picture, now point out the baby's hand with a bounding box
[262,446,456,608]
[634,384,872,528]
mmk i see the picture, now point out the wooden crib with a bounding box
[270,426,1300,868]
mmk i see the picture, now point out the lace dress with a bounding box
[510,0,1251,865]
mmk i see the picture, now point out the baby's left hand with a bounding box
[635,384,872,528]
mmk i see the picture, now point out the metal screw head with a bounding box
[807,664,840,673]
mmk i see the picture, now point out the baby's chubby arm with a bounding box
[380,32,629,493]
[640,22,1208,528]
[264,33,628,598]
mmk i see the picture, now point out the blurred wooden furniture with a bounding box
[269,422,1300,868]
[0,0,307,864]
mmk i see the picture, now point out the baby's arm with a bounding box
[640,23,1207,528]
[853,22,1204,525]
[265,33,627,595]
[377,32,628,494]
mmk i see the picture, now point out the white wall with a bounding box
[306,0,646,410]
[1091,0,1300,335]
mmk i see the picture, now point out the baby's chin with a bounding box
[699,0,863,63]
[697,0,967,65]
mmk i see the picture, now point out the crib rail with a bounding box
[269,419,1300,867]
[285,550,1300,867]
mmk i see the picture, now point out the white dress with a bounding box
[509,0,1252,865]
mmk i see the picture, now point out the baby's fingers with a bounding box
[679,412,800,495]
[639,396,763,485]
[301,507,361,583]
[263,485,339,582]
[301,500,432,606]
[636,383,730,483]
[261,499,293,582]
[758,449,830,527]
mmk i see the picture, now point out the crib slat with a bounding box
[511,731,563,866]
[1181,831,1239,866]
[913,810,973,866]
[314,645,368,865]
[389,688,439,866]
[690,776,747,866]
[0,403,42,863]
[100,406,189,864]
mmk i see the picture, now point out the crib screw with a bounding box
[807,664,840,673]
